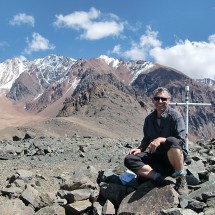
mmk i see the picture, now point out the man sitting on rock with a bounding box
[124,87,189,195]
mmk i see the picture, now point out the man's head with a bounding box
[153,87,171,116]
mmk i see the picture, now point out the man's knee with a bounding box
[167,147,184,162]
[165,137,181,148]
[124,154,133,168]
[124,154,143,173]
[168,147,182,154]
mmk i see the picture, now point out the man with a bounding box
[124,87,188,195]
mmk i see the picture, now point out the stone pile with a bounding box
[0,132,215,214]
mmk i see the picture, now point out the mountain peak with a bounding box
[98,55,121,69]
[0,57,27,92]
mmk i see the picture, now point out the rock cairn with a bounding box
[0,132,215,214]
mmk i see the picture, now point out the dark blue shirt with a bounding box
[140,107,186,153]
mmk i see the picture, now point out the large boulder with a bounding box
[117,185,179,215]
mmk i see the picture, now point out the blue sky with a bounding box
[1,0,215,80]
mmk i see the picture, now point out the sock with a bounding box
[175,169,186,176]
[152,172,162,181]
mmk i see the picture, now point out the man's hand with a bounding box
[127,148,141,155]
[146,137,166,153]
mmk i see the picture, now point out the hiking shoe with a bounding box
[175,175,189,195]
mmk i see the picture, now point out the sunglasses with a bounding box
[153,96,168,101]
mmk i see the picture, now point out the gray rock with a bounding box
[204,207,215,215]
[37,192,54,208]
[72,165,99,184]
[93,202,103,215]
[102,199,115,215]
[187,200,207,213]
[178,195,194,209]
[206,198,215,207]
[16,169,33,180]
[1,187,23,197]
[35,204,66,215]
[21,184,39,208]
[69,188,92,202]
[189,180,215,201]
[65,199,92,214]
[24,131,36,139]
[117,185,179,215]
[60,175,97,191]
[54,198,67,206]
[161,208,198,215]
[0,198,34,215]
[58,188,92,204]
[189,160,205,174]
[186,168,200,185]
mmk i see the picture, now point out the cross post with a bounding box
[170,86,212,153]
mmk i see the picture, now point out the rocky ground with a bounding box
[0,101,215,214]
[0,125,215,214]
[0,134,138,191]
[0,96,142,190]
[0,128,140,214]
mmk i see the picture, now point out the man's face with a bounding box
[153,91,170,113]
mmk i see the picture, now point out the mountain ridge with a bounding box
[0,55,214,140]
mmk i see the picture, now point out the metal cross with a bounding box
[170,86,212,152]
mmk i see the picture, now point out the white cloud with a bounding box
[112,26,159,60]
[112,44,121,55]
[140,26,161,48]
[24,32,55,54]
[116,26,215,80]
[208,34,215,43]
[150,38,215,80]
[54,7,124,40]
[9,13,35,27]
[113,42,146,60]
[82,21,124,40]
[124,42,146,60]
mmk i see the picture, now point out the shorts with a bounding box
[124,136,186,176]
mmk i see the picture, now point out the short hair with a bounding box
[153,87,171,99]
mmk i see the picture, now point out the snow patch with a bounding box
[128,62,155,85]
[72,77,81,90]
[0,58,26,91]
[98,55,120,69]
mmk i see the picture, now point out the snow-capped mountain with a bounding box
[0,55,76,95]
[0,54,159,103]
[3,54,213,100]
[98,55,155,84]
[196,78,215,90]
[0,57,27,94]
[0,54,214,140]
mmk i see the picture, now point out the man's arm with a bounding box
[127,117,149,155]
[138,137,148,152]
[145,137,166,153]
[176,114,186,142]
[138,116,150,151]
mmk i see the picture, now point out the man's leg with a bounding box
[167,147,184,171]
[166,137,189,195]
[136,164,156,179]
[124,153,165,185]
